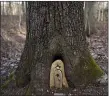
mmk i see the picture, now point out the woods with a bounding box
[1,1,108,96]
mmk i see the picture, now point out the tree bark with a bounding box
[15,1,104,95]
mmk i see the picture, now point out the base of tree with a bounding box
[24,50,104,95]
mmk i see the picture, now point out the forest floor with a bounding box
[1,15,108,96]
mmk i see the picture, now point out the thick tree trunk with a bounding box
[15,1,104,95]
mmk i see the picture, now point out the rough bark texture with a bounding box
[15,1,104,95]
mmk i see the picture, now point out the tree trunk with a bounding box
[97,2,101,22]
[2,1,5,15]
[15,1,104,95]
[22,1,26,17]
[18,2,22,32]
[84,1,97,37]
[9,2,12,15]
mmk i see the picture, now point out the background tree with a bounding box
[84,2,95,37]
[15,1,104,95]
[84,1,108,37]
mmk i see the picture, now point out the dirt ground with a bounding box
[1,15,108,96]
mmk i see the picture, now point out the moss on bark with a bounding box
[72,51,104,86]
[1,71,15,89]
[25,85,31,96]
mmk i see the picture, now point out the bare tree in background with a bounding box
[84,1,108,38]
[84,2,97,37]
